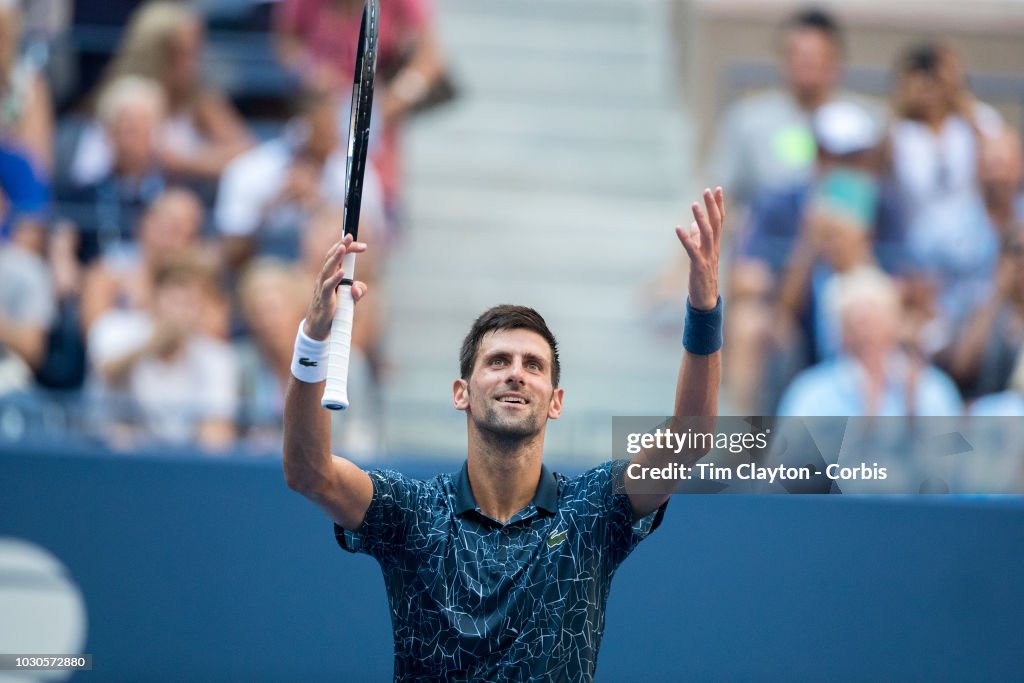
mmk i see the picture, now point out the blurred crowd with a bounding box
[0,0,447,454]
[2,2,1023,457]
[705,9,1024,419]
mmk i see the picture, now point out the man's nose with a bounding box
[505,359,526,384]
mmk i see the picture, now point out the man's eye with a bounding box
[490,358,505,366]
[527,361,541,371]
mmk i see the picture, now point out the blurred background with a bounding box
[1,0,1023,680]
[0,0,1023,462]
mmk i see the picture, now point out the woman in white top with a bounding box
[73,1,252,186]
[888,42,1005,343]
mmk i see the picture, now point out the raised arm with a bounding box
[283,236,374,530]
[628,188,725,519]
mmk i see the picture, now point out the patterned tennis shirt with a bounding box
[335,459,667,682]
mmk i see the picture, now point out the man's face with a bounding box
[110,101,159,172]
[842,297,899,363]
[453,329,563,440]
[782,28,840,99]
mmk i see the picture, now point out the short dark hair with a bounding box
[783,7,845,52]
[459,305,561,387]
[900,43,941,75]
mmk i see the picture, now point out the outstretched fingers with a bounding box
[675,224,699,261]
[691,200,713,253]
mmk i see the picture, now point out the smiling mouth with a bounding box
[497,396,529,405]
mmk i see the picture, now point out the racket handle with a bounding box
[322,253,357,411]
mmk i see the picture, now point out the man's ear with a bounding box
[548,387,564,420]
[453,378,469,411]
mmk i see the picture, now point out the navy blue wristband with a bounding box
[683,296,723,355]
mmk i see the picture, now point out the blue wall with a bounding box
[2,445,1022,682]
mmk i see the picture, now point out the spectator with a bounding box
[273,0,445,228]
[726,100,905,413]
[945,222,1024,400]
[87,252,238,451]
[706,7,876,210]
[777,269,961,417]
[0,240,56,394]
[235,258,306,448]
[79,187,206,333]
[71,1,252,185]
[215,89,384,268]
[61,75,167,263]
[0,0,55,175]
[647,7,878,359]
[889,42,1005,343]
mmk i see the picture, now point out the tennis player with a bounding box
[284,188,725,681]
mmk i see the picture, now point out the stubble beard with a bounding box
[472,395,546,448]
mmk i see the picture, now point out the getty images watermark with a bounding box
[612,416,1024,494]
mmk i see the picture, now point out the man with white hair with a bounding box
[62,75,168,262]
[777,268,961,416]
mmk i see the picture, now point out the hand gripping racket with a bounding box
[322,0,380,411]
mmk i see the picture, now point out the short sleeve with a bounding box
[334,469,432,565]
[215,144,283,238]
[565,461,667,571]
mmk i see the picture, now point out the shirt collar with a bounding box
[454,461,559,517]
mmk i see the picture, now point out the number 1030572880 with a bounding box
[1,654,92,670]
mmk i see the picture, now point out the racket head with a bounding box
[342,0,380,244]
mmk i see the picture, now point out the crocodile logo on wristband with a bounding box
[298,358,319,367]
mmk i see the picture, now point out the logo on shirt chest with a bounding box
[546,529,568,549]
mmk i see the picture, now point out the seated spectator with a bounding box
[235,258,307,449]
[945,223,1024,400]
[0,0,55,176]
[71,1,252,186]
[215,90,384,268]
[889,43,1005,342]
[0,240,56,394]
[79,187,205,333]
[235,256,379,456]
[86,252,237,451]
[61,75,168,263]
[777,269,962,416]
[273,0,446,229]
[726,100,905,414]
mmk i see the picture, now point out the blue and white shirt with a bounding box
[336,460,666,682]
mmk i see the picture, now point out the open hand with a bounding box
[676,187,725,310]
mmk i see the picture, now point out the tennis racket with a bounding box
[323,0,380,411]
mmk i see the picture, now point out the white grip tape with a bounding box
[322,252,357,410]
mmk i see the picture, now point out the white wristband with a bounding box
[291,320,329,383]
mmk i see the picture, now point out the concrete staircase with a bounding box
[377,0,695,464]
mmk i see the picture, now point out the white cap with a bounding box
[813,101,880,156]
